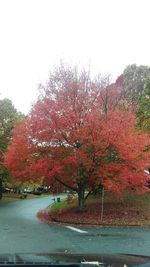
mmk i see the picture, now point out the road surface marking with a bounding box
[66,226,88,233]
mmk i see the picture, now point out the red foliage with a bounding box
[37,209,50,224]
[115,74,124,88]
[4,67,150,196]
[4,119,33,180]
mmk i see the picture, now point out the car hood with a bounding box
[0,253,150,267]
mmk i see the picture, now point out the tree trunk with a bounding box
[0,178,3,200]
[78,187,85,212]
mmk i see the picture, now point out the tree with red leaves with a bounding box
[4,65,150,211]
[4,119,33,181]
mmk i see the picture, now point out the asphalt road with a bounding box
[0,195,150,256]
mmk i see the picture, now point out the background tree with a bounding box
[0,98,23,199]
[137,78,150,134]
[122,64,150,103]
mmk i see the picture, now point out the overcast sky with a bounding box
[0,0,150,114]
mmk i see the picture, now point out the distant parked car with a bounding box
[37,185,50,193]
[25,188,34,193]
[2,188,13,193]
[26,188,42,195]
[144,169,150,188]
[144,169,150,175]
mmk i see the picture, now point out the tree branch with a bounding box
[84,189,93,200]
[54,176,78,192]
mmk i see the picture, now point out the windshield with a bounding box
[0,1,150,266]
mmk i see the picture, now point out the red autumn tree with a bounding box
[4,65,150,211]
[4,119,33,181]
[4,118,50,183]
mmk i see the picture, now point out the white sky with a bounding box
[0,0,150,114]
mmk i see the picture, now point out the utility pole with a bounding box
[100,186,104,222]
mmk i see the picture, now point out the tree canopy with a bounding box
[4,65,150,211]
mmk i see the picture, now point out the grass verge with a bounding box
[48,200,70,212]
[38,192,150,226]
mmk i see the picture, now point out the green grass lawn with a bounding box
[49,200,69,212]
[48,195,77,212]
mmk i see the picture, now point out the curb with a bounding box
[37,209,150,228]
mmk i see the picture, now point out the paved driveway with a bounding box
[0,195,150,256]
